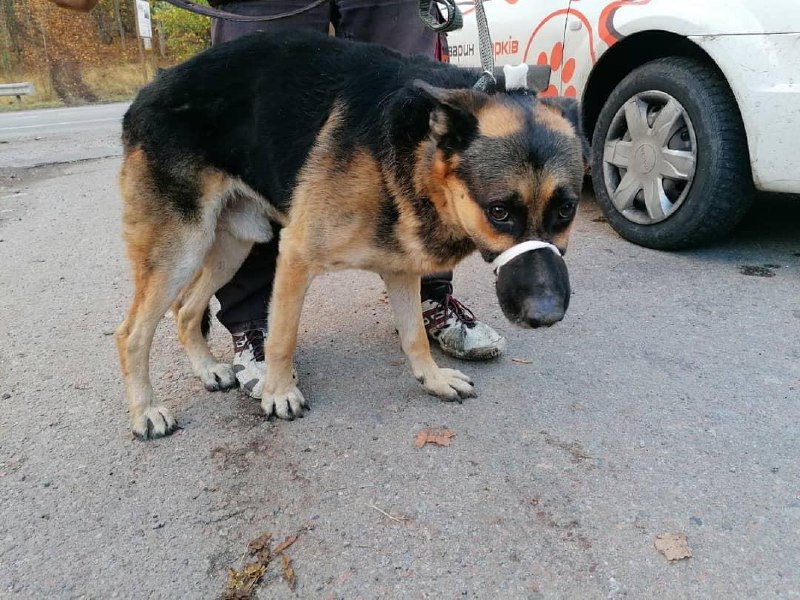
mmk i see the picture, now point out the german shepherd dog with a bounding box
[115,29,586,439]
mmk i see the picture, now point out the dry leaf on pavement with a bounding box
[281,553,296,590]
[654,532,692,561]
[414,427,456,448]
[223,526,309,598]
[273,534,298,555]
[247,532,272,562]
[224,562,267,600]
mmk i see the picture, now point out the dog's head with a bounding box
[413,81,586,328]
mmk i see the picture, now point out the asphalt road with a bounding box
[0,103,128,169]
[1,106,799,599]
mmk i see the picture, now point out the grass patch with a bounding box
[83,62,150,101]
[0,62,162,111]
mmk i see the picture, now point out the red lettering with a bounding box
[493,39,520,56]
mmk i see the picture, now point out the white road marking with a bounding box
[0,117,121,132]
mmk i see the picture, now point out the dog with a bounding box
[114,29,587,439]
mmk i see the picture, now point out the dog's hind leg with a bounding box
[381,271,477,402]
[115,151,223,439]
[174,228,253,392]
[115,235,210,439]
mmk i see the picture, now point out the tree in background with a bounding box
[0,0,211,106]
[153,0,210,61]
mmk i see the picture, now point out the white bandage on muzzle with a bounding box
[492,240,562,276]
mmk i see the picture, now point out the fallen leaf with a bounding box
[414,427,456,448]
[242,563,267,579]
[224,562,267,600]
[511,358,533,364]
[222,526,310,599]
[273,534,298,554]
[281,553,296,590]
[247,533,272,556]
[654,532,692,561]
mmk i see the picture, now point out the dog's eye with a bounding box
[558,202,577,220]
[488,204,509,222]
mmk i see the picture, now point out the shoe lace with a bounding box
[440,293,476,327]
[238,329,265,362]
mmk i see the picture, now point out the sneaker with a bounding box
[232,329,297,398]
[422,294,506,361]
[232,329,266,398]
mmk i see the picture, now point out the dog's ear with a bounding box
[538,96,591,167]
[538,96,582,133]
[413,80,487,152]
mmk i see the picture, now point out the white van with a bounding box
[446,0,800,249]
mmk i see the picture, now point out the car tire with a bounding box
[590,56,753,250]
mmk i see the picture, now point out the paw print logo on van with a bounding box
[535,41,577,98]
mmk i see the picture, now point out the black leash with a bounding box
[421,0,498,92]
[160,0,329,23]
[470,0,497,92]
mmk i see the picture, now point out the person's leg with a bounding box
[211,0,329,44]
[332,0,438,56]
[334,0,506,360]
[214,240,278,393]
[210,0,330,393]
[419,271,453,302]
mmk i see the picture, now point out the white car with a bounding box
[446,0,800,249]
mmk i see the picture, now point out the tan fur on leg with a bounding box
[116,151,221,438]
[116,268,186,439]
[259,243,314,419]
[381,271,476,402]
[174,228,253,391]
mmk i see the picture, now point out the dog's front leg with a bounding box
[382,271,476,402]
[259,249,313,420]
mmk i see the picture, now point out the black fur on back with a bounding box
[122,29,485,217]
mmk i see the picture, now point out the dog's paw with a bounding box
[247,368,297,400]
[261,386,308,420]
[420,368,476,402]
[132,405,178,440]
[197,362,237,392]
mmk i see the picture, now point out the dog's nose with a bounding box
[522,295,565,328]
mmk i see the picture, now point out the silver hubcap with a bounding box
[602,91,697,225]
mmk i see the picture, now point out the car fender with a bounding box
[558,0,800,98]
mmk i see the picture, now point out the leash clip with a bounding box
[492,240,561,276]
[473,70,497,92]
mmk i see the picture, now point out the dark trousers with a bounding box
[212,0,453,334]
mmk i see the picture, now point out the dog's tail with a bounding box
[201,305,212,339]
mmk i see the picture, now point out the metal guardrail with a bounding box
[0,82,36,102]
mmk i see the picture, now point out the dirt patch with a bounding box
[738,265,777,277]
[541,431,592,464]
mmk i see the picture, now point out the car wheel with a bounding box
[590,56,753,250]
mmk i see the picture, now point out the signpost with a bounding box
[134,0,153,82]
[136,0,153,39]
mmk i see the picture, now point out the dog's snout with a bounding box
[495,245,571,329]
[521,295,565,328]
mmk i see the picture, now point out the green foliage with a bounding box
[153,0,211,61]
